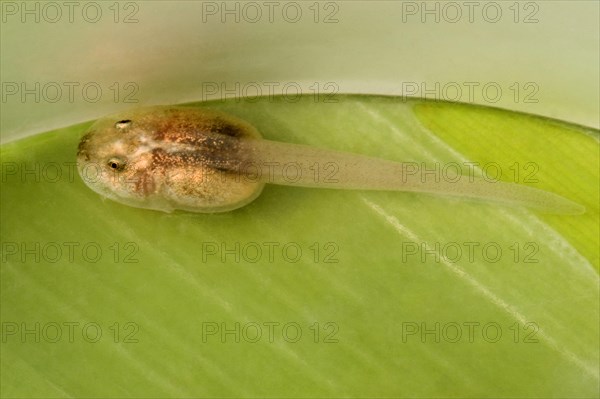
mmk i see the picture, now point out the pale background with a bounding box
[1,0,598,143]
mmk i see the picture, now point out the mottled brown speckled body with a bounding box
[77,106,265,212]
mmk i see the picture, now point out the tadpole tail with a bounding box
[238,139,585,215]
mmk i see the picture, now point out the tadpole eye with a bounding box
[115,119,132,129]
[107,157,126,171]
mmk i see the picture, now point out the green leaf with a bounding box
[1,95,598,398]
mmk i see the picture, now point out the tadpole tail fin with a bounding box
[239,139,585,215]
